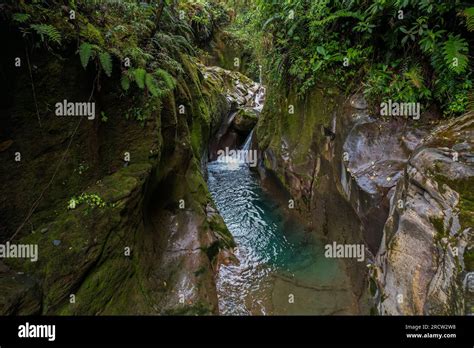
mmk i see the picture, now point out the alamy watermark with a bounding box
[55,100,95,120]
[0,242,38,262]
[324,242,365,262]
[380,100,420,120]
[18,322,55,342]
[216,147,258,167]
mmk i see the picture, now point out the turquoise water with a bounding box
[207,160,355,315]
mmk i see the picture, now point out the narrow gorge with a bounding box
[0,1,473,317]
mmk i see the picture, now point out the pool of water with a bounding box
[207,160,356,315]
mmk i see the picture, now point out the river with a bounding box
[207,125,357,315]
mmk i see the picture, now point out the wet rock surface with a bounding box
[204,65,265,160]
[341,105,427,253]
[233,108,258,133]
[375,113,474,315]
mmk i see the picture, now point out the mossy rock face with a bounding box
[233,108,258,133]
[375,112,474,315]
[5,161,153,314]
[202,31,257,80]
[0,261,42,315]
[254,85,372,314]
[1,45,236,316]
[255,85,340,208]
[0,0,241,316]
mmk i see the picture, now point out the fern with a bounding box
[154,69,176,90]
[99,51,113,77]
[125,67,175,96]
[133,68,146,89]
[79,42,93,69]
[443,35,469,74]
[463,7,474,32]
[153,32,195,56]
[12,13,30,23]
[30,24,61,44]
[145,73,160,97]
[262,15,279,31]
[121,75,130,91]
[156,52,184,74]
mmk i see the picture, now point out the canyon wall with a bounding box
[255,84,473,315]
[0,29,235,315]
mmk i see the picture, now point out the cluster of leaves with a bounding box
[79,42,113,77]
[180,0,230,43]
[6,0,227,123]
[68,193,109,210]
[240,0,473,117]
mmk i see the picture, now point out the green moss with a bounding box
[208,214,236,249]
[434,176,474,230]
[191,120,204,156]
[79,22,104,45]
[430,216,447,242]
[464,249,474,272]
[257,85,337,166]
[57,256,133,315]
[369,277,377,297]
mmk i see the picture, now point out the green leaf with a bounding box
[262,15,279,31]
[399,27,408,34]
[145,73,160,97]
[133,68,146,89]
[30,24,61,44]
[310,10,364,27]
[154,69,176,90]
[463,7,474,32]
[12,13,30,23]
[120,75,130,91]
[79,42,93,69]
[316,46,326,56]
[443,35,469,74]
[99,51,113,77]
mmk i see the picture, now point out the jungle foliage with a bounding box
[2,0,229,122]
[233,0,474,117]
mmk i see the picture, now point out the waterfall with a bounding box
[254,87,265,113]
[242,129,254,152]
